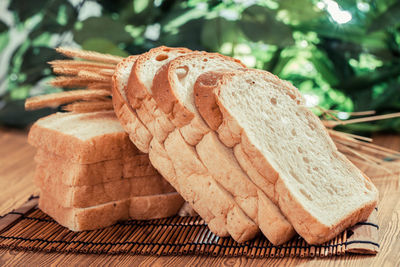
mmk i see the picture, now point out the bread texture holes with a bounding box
[300,188,313,201]
[291,129,296,136]
[175,66,189,80]
[303,157,309,163]
[156,54,169,61]
[298,147,303,153]
[270,97,277,105]
[289,170,301,183]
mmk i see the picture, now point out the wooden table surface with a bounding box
[0,127,399,266]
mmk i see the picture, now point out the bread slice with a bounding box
[125,49,259,242]
[35,149,158,186]
[111,56,152,153]
[28,111,140,163]
[126,46,192,143]
[39,191,184,231]
[35,168,175,208]
[149,53,295,245]
[194,69,379,244]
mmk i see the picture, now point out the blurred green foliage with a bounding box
[0,0,399,132]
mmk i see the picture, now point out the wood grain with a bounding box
[0,128,399,266]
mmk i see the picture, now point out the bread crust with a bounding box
[125,47,192,143]
[194,69,379,244]
[35,150,158,186]
[39,192,184,231]
[35,170,175,208]
[111,56,152,153]
[151,52,245,127]
[126,46,192,109]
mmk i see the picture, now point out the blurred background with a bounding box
[0,0,399,133]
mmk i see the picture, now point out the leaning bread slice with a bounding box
[35,169,175,208]
[39,191,184,231]
[28,111,140,163]
[194,69,379,244]
[111,56,152,153]
[125,49,260,242]
[126,46,192,143]
[35,150,158,186]
[150,53,295,244]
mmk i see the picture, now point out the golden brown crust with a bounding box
[111,56,152,153]
[151,52,245,128]
[35,150,158,186]
[39,191,184,231]
[194,71,225,131]
[126,46,192,109]
[35,169,175,208]
[129,192,185,220]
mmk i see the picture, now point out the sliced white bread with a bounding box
[35,169,175,208]
[125,49,259,242]
[126,46,192,143]
[111,56,152,153]
[35,149,158,186]
[39,191,184,231]
[194,69,379,244]
[150,53,295,245]
[28,111,140,163]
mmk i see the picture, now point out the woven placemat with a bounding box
[0,196,379,258]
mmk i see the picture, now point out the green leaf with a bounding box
[73,17,132,44]
[0,21,7,33]
[201,17,238,52]
[160,18,206,50]
[239,5,294,46]
[0,32,9,52]
[81,38,129,57]
[19,46,63,85]
[8,0,48,22]
[368,1,400,33]
[134,0,152,13]
[278,0,323,24]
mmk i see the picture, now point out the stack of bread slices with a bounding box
[28,110,186,231]
[26,46,379,245]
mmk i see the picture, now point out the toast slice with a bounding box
[126,46,192,143]
[194,69,379,244]
[125,49,259,242]
[35,150,158,186]
[39,191,184,231]
[111,56,152,153]
[28,111,140,163]
[149,53,295,244]
[35,169,175,207]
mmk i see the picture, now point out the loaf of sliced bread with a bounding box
[148,53,295,245]
[123,49,260,242]
[35,149,158,186]
[35,168,175,207]
[150,53,296,244]
[194,69,379,244]
[39,191,184,231]
[28,111,140,163]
